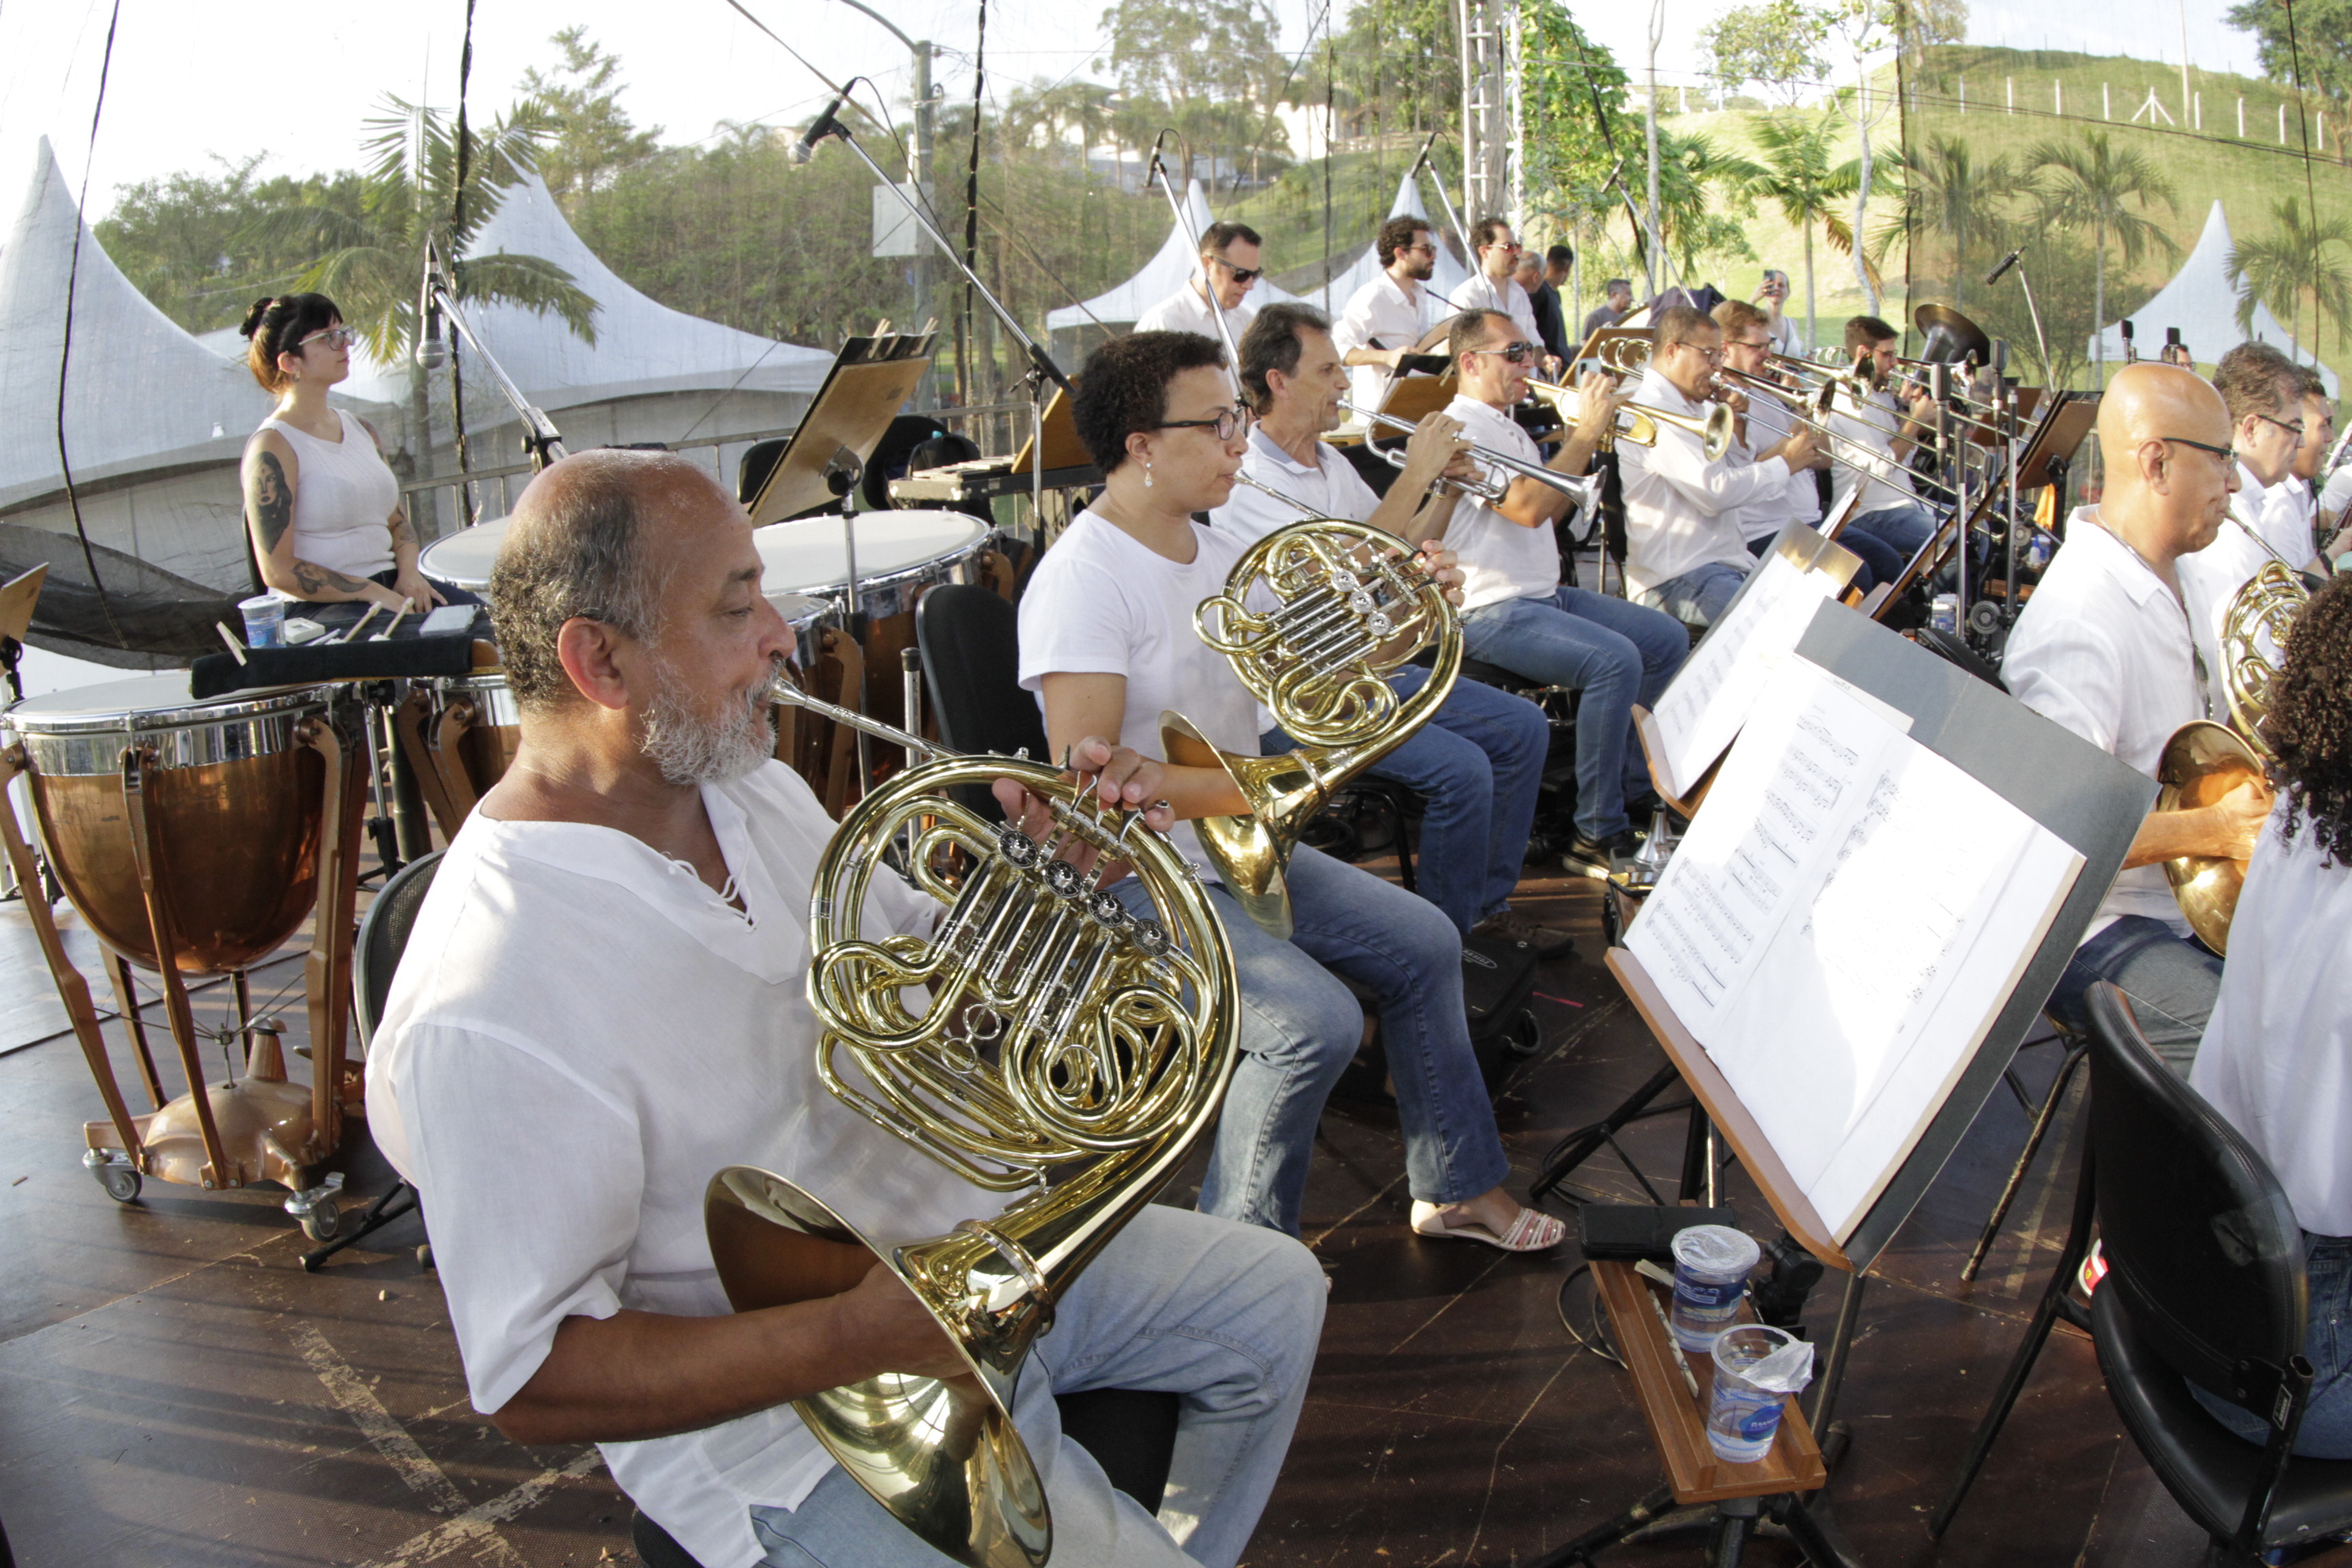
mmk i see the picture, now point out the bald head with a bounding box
[2095,362,2239,565]
[491,450,741,710]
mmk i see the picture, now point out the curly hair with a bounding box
[1072,331,1228,473]
[2261,572,2352,867]
[238,293,342,392]
[1375,216,1432,269]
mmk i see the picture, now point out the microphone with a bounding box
[792,93,847,165]
[1982,248,2023,287]
[415,242,446,370]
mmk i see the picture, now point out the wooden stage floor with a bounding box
[0,853,2325,1567]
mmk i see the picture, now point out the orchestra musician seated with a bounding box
[1618,304,1820,627]
[364,448,1324,1568]
[2187,571,2352,1454]
[1211,301,1569,955]
[1824,315,1939,567]
[1133,220,1264,346]
[1331,216,1449,414]
[1439,308,1689,872]
[2002,363,2273,1075]
[1019,329,1565,1252]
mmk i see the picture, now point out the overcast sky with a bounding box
[0,0,2267,225]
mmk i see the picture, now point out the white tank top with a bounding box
[258,408,400,578]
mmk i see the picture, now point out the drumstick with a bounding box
[340,603,381,644]
[373,604,410,641]
[213,622,248,666]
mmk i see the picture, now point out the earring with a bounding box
[1143,459,1154,489]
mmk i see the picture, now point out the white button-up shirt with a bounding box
[1448,272,1541,353]
[1735,389,1823,543]
[1616,367,1789,599]
[2235,459,2316,568]
[1332,270,1445,415]
[368,764,965,1568]
[1210,427,1382,544]
[2177,515,2281,719]
[2001,510,2205,941]
[1133,276,1257,355]
[2191,805,2352,1236]
[1443,392,1565,610]
[1827,383,1918,516]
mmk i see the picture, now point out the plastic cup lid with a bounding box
[1671,1224,1761,1277]
[239,594,284,612]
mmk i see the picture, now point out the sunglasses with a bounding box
[1211,256,1263,284]
[1470,342,1537,364]
[298,325,361,351]
[1159,407,1252,442]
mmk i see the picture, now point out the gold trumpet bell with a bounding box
[2156,719,2268,957]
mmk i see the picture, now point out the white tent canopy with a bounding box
[1292,169,1475,317]
[2093,199,2337,396]
[1045,178,1298,331]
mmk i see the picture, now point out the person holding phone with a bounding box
[1754,269,1803,357]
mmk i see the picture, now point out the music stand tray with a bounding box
[749,332,937,526]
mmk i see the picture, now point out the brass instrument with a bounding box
[2155,559,2310,953]
[1335,399,1523,502]
[706,681,1238,1568]
[1529,373,1737,463]
[1166,518,1463,938]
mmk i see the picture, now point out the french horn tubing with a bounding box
[705,678,1239,1568]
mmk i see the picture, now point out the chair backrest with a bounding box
[915,585,1047,823]
[354,851,445,1045]
[2085,981,2308,1416]
[736,438,789,506]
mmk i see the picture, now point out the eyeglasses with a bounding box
[1670,341,1726,364]
[1403,242,1437,256]
[298,325,360,351]
[2157,435,2236,466]
[1159,407,1251,442]
[2255,412,2308,439]
[1469,342,1537,364]
[1210,256,1262,284]
[1482,240,1523,254]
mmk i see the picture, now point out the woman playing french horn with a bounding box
[1018,330,1566,1253]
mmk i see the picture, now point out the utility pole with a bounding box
[1456,0,1508,222]
[1645,0,1664,295]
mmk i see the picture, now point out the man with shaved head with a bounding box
[366,451,1323,1568]
[2004,364,2274,1074]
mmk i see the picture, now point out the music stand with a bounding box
[0,564,46,707]
[747,333,938,527]
[1004,385,1089,476]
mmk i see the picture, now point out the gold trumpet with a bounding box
[2156,557,2308,953]
[1164,517,1461,939]
[707,683,1239,1568]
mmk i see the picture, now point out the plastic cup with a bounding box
[238,594,287,650]
[1669,1224,1759,1352]
[1705,1324,1798,1463]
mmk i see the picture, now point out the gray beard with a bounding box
[640,662,776,787]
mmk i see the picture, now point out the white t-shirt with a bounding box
[1330,271,1443,417]
[1017,511,1264,870]
[366,763,968,1568]
[1441,393,1565,611]
[1616,367,1788,598]
[1209,427,1382,544]
[2001,511,2205,941]
[2191,806,2352,1235]
[257,408,400,577]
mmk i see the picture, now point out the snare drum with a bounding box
[6,675,339,975]
[418,515,510,598]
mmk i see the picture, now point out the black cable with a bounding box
[962,0,985,404]
[448,0,478,525]
[54,0,131,651]
[2283,0,2326,359]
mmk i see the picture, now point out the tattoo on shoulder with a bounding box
[250,451,293,554]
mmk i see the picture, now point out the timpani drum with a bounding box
[417,515,508,598]
[7,676,338,975]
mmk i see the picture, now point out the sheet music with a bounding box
[1649,550,1844,800]
[1628,662,2085,1241]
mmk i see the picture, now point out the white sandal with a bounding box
[1409,1199,1567,1252]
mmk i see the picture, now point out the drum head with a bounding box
[753,511,990,594]
[419,516,511,593]
[763,591,833,634]
[5,674,323,735]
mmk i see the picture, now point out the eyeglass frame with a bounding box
[2155,434,2236,466]
[2253,411,2308,440]
[296,325,361,352]
[1467,341,1539,365]
[1157,406,1252,442]
[1207,254,1264,285]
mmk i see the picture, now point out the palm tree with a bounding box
[251,94,599,475]
[1737,112,1861,355]
[1880,134,2016,313]
[2227,196,2352,359]
[1653,129,1761,284]
[2026,132,2178,387]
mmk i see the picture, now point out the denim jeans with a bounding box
[2190,1234,2352,1460]
[749,1207,1324,1567]
[1460,588,1689,839]
[1116,842,1511,1236]
[1750,528,1904,592]
[2045,914,2223,1079]
[1846,503,1937,564]
[1639,561,1748,627]
[1262,664,1548,936]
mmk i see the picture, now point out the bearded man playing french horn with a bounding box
[365,450,1324,1568]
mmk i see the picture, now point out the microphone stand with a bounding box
[804,106,1071,542]
[1145,132,1245,397]
[821,446,878,788]
[1407,134,1480,308]
[421,255,568,481]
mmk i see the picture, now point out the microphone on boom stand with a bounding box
[416,241,447,370]
[1982,248,2023,287]
[792,91,850,165]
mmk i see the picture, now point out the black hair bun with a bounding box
[238,297,278,340]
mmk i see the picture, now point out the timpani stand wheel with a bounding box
[297,1196,342,1244]
[87,1155,141,1203]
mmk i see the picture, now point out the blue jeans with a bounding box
[1460,587,1689,839]
[1116,843,1511,1236]
[1846,503,1936,564]
[749,1207,1324,1567]
[1262,664,1547,936]
[1750,529,1904,592]
[1639,561,1748,627]
[2191,1234,2352,1460]
[2045,914,2223,1079]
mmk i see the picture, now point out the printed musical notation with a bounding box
[1650,549,1844,799]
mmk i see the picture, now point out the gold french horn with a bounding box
[1160,517,1461,940]
[706,682,1238,1568]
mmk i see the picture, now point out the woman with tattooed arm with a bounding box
[238,294,476,612]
